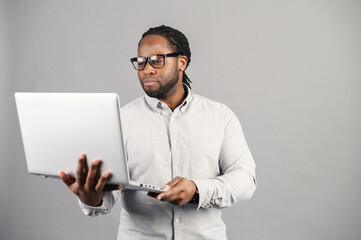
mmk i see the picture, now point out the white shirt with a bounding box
[79,86,257,240]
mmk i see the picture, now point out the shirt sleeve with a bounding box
[192,106,257,210]
[78,190,121,217]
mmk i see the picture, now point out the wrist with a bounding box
[95,199,103,207]
[80,198,103,207]
[188,189,199,204]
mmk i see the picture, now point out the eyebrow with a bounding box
[137,53,167,57]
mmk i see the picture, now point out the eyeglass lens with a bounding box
[134,55,164,70]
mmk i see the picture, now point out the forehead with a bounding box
[138,34,173,57]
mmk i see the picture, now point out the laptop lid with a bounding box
[15,92,130,185]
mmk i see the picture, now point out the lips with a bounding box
[142,78,158,86]
[142,78,158,83]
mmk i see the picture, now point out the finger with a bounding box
[161,190,186,203]
[147,192,159,198]
[170,200,182,206]
[85,159,101,190]
[163,194,182,203]
[156,187,183,201]
[157,177,184,200]
[164,176,183,188]
[104,184,124,191]
[58,171,75,187]
[76,153,87,185]
[164,180,196,205]
[95,172,110,193]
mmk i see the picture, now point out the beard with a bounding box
[142,73,179,99]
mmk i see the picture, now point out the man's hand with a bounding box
[150,176,197,206]
[58,153,122,207]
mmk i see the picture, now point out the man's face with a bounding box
[137,34,180,99]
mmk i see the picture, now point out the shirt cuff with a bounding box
[78,192,113,217]
[191,179,213,210]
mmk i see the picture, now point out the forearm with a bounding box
[193,168,256,209]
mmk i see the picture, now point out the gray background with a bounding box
[1,0,360,239]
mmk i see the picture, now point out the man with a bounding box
[59,25,256,240]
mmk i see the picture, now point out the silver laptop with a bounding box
[15,92,166,193]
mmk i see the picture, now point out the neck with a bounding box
[158,82,186,111]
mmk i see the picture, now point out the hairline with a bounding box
[138,34,178,53]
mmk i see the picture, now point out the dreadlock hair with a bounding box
[138,25,192,89]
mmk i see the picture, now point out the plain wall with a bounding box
[1,0,361,239]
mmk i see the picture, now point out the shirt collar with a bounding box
[144,84,193,114]
[179,84,193,113]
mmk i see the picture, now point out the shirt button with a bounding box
[175,166,178,170]
[175,218,180,223]
[174,140,177,144]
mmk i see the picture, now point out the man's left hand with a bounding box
[148,176,197,206]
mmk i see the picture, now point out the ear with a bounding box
[178,55,188,72]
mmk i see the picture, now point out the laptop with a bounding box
[15,92,166,193]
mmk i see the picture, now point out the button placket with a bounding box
[170,114,178,176]
[174,206,183,240]
[170,114,183,240]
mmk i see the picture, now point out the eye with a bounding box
[137,57,145,65]
[150,55,164,65]
[149,55,158,61]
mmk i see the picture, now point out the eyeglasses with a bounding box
[130,52,180,70]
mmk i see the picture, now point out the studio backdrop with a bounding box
[1,0,360,239]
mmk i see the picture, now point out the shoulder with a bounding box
[191,93,233,115]
[119,96,148,124]
[192,93,223,107]
[120,96,146,113]
[190,93,240,128]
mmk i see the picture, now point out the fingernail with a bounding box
[164,185,170,189]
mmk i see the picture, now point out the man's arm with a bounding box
[155,106,256,209]
[192,106,256,209]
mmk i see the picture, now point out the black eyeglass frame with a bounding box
[130,52,181,70]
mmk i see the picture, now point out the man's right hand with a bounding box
[58,153,122,207]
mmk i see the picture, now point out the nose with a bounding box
[143,60,156,75]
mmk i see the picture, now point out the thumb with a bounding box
[58,171,75,186]
[164,176,183,189]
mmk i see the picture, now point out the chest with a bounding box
[122,109,224,183]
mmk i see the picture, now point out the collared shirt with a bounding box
[79,86,257,240]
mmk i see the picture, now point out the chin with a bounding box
[145,90,160,98]
[143,86,160,98]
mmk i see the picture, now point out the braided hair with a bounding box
[138,25,192,89]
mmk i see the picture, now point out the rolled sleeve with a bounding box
[78,191,119,217]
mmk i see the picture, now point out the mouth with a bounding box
[142,78,159,87]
